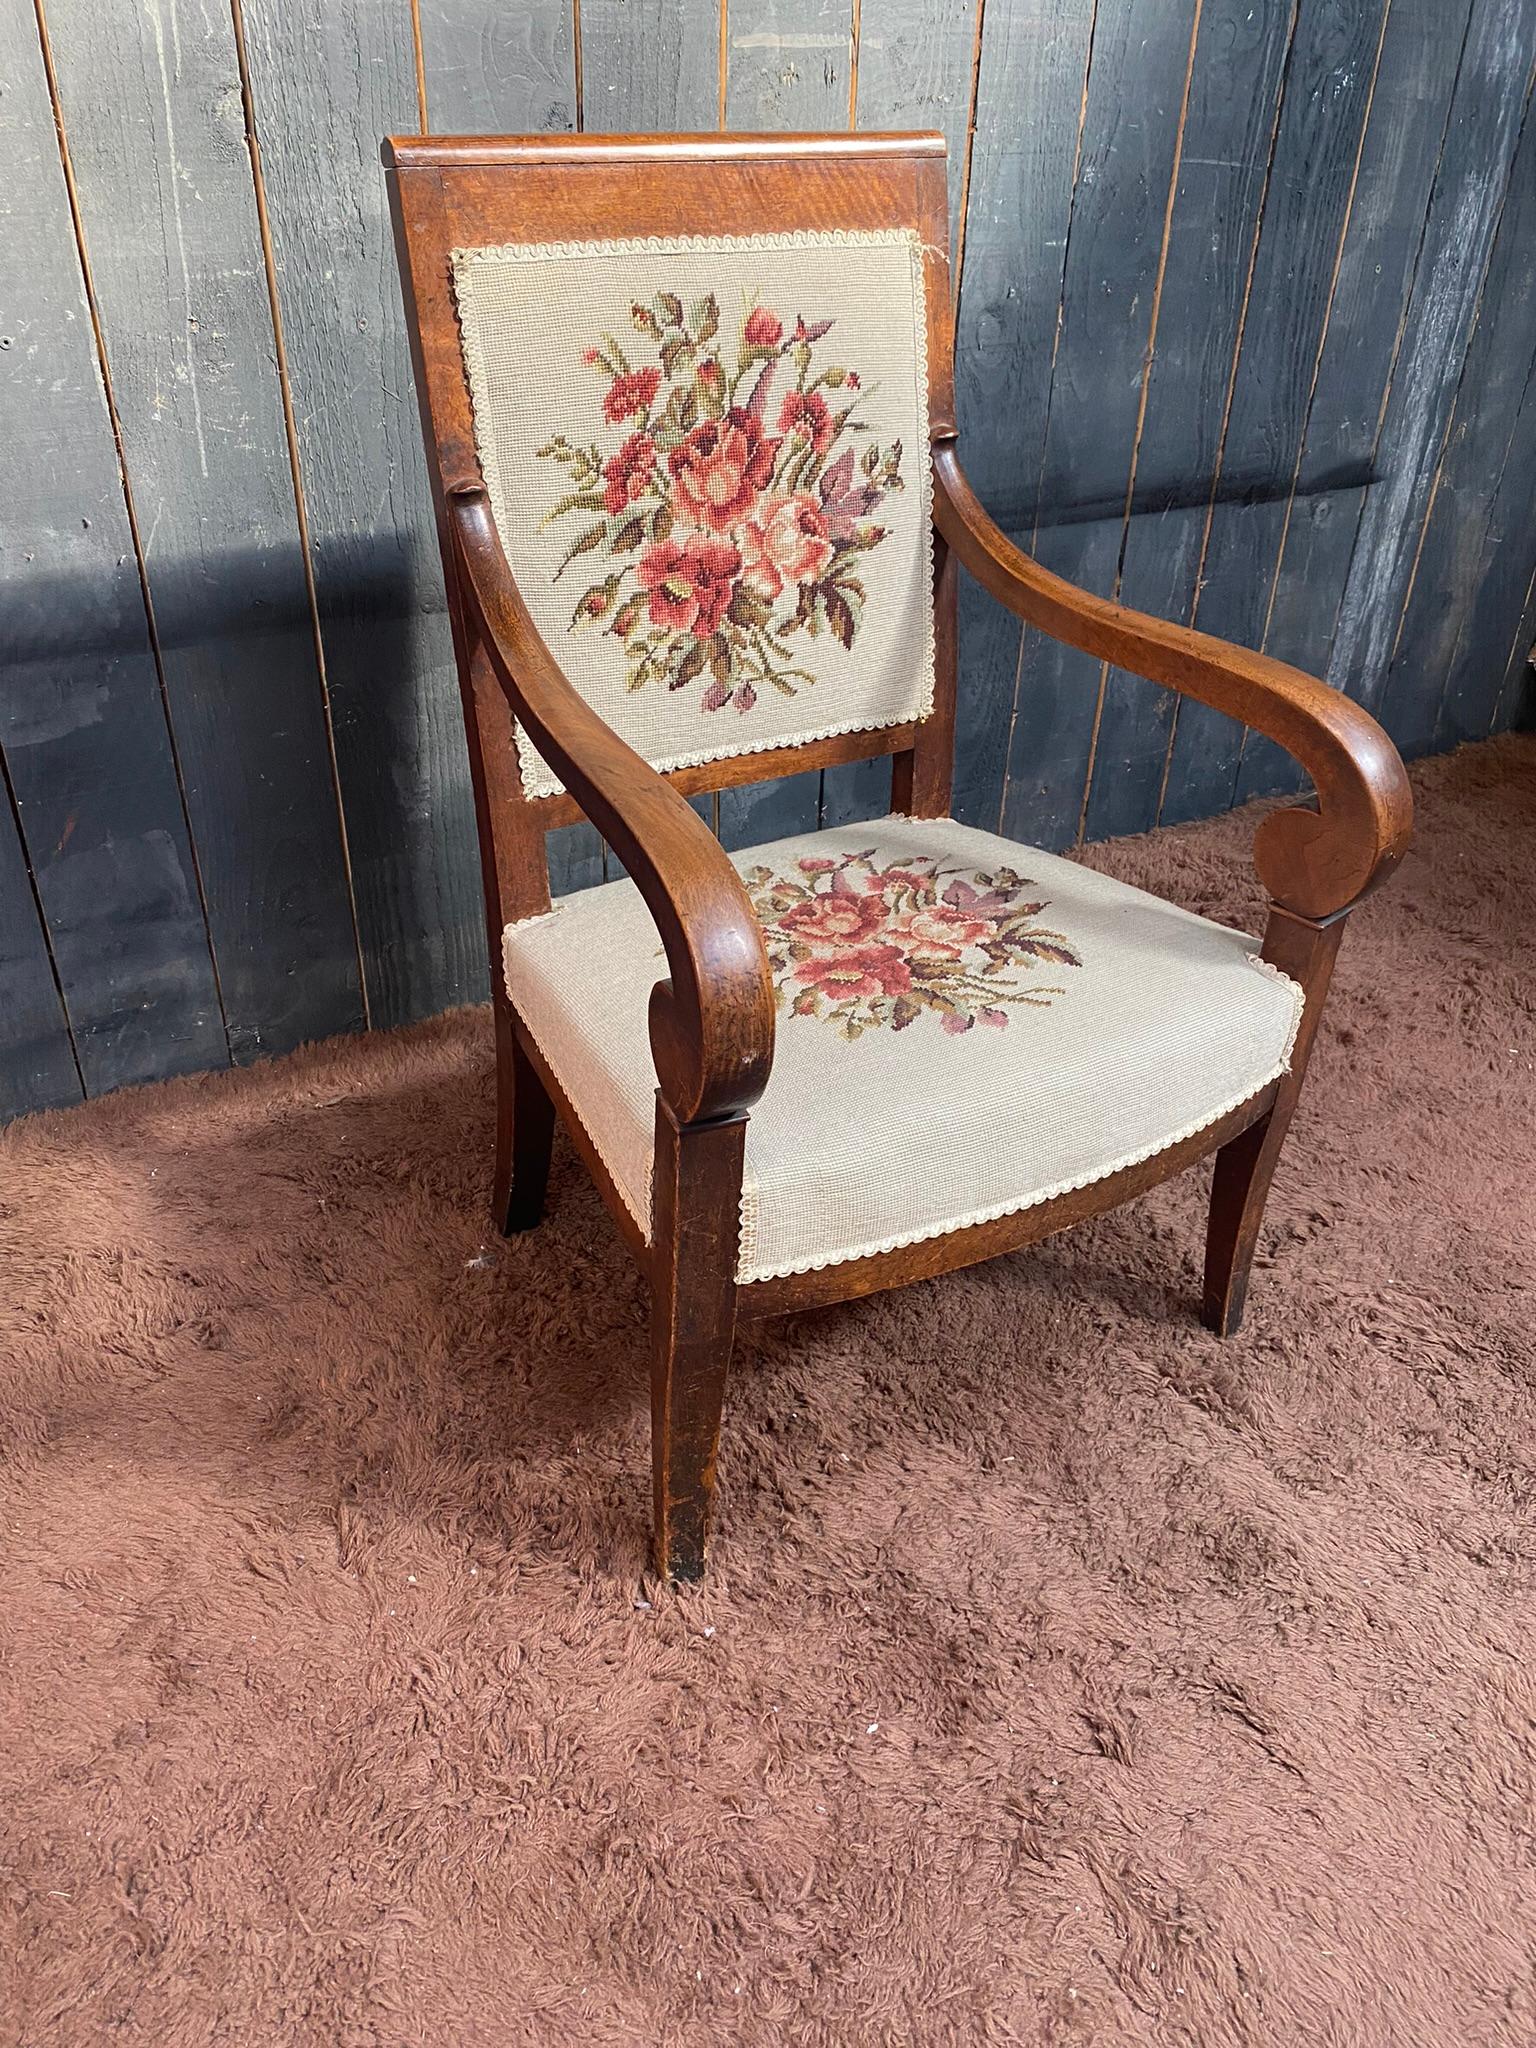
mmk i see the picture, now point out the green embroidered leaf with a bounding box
[822,585,856,650]
[631,302,662,338]
[656,292,684,328]
[693,294,719,344]
[708,633,733,686]
[650,503,673,543]
[660,334,694,380]
[609,515,647,554]
[553,523,608,580]
[570,574,621,628]
[674,639,707,688]
[539,490,609,528]
[610,594,644,639]
[728,585,772,629]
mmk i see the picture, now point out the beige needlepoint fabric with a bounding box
[451,231,934,798]
[502,816,1305,1284]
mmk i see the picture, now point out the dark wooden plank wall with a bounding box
[3,0,1534,1120]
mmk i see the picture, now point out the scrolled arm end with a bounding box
[931,442,1412,920]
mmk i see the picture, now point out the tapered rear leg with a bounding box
[493,996,555,1237]
[650,1101,746,1582]
[1203,907,1346,1337]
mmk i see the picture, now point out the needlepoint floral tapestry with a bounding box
[452,232,934,798]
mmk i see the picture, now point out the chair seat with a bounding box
[503,816,1303,1285]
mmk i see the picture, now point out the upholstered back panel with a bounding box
[451,231,934,799]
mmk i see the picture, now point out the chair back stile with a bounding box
[385,133,959,920]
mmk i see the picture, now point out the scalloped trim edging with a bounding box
[451,228,936,803]
[734,952,1305,1283]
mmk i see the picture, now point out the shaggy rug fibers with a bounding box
[3,737,1534,2047]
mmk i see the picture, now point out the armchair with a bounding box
[386,133,1411,1582]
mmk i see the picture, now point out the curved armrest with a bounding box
[933,443,1412,919]
[450,483,774,1125]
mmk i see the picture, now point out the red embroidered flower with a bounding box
[744,306,784,349]
[740,491,833,600]
[778,389,834,453]
[793,944,912,1002]
[668,409,779,533]
[601,431,657,514]
[635,534,741,638]
[777,888,888,949]
[603,367,662,423]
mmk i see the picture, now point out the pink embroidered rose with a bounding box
[668,409,779,533]
[778,389,834,453]
[636,534,741,638]
[777,888,888,950]
[603,367,662,424]
[601,431,657,515]
[793,944,912,1002]
[740,492,834,600]
[744,306,784,349]
[888,905,997,959]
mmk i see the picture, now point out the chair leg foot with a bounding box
[492,1003,554,1239]
[1202,1110,1280,1337]
[649,1102,746,1582]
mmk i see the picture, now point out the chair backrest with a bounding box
[386,133,957,916]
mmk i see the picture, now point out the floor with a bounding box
[3,735,1533,2046]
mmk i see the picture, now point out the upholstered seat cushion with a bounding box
[503,816,1303,1285]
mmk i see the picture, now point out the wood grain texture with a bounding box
[1392,83,1536,751]
[820,0,979,829]
[238,0,484,1027]
[0,778,81,1119]
[1238,0,1480,800]
[996,0,1200,854]
[1081,0,1296,843]
[416,0,577,135]
[578,0,721,130]
[45,0,365,1063]
[947,0,1096,834]
[2,0,227,1097]
[416,0,606,897]
[1159,0,1393,829]
[1327,0,1536,715]
[391,134,1409,1577]
[716,0,858,852]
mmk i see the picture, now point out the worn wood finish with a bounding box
[946,0,1095,835]
[45,0,365,1063]
[2,0,227,1097]
[5,0,1534,1125]
[997,0,1201,854]
[416,0,606,897]
[389,132,1410,1576]
[579,0,721,131]
[1158,0,1394,830]
[0,784,81,1120]
[238,0,484,1028]
[1082,0,1297,843]
[1238,0,1480,802]
[650,1101,748,1581]
[1327,0,1536,717]
[1203,907,1346,1336]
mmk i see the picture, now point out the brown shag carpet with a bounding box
[3,736,1534,2046]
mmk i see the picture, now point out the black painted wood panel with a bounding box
[3,0,1535,1119]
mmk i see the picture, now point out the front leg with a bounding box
[649,1100,747,1581]
[1204,906,1346,1336]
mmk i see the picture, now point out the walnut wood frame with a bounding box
[384,131,1412,1583]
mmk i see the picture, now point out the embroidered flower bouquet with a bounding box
[746,847,1083,1040]
[538,294,906,716]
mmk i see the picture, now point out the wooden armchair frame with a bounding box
[385,132,1412,1582]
